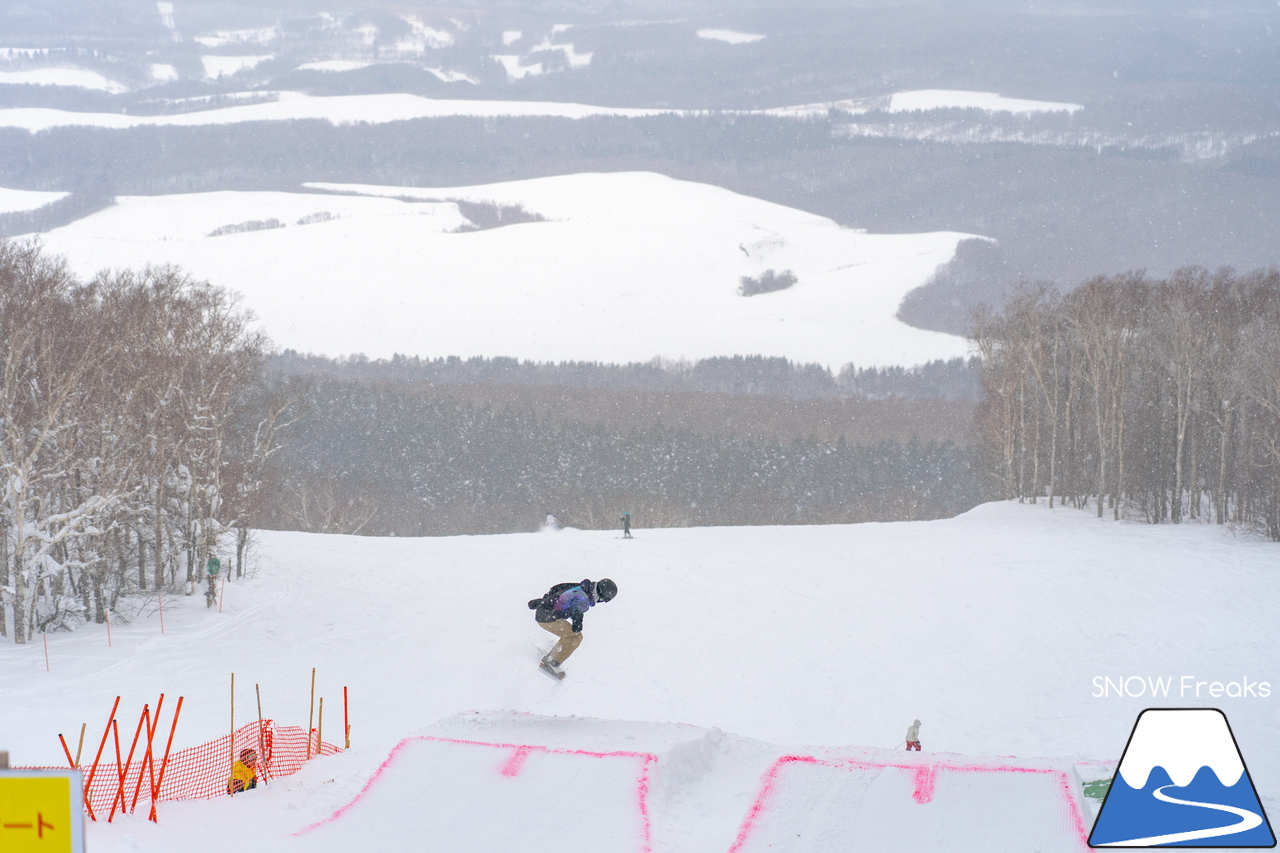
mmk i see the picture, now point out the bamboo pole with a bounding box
[229,673,236,794]
[75,723,86,767]
[83,696,121,822]
[317,697,323,756]
[149,695,183,823]
[255,684,268,785]
[307,667,316,760]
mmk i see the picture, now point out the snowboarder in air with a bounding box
[528,578,618,680]
[905,719,922,751]
[621,510,632,538]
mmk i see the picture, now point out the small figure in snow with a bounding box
[905,719,922,751]
[528,578,618,679]
[205,553,221,608]
[227,748,259,794]
[621,510,632,538]
[541,514,561,531]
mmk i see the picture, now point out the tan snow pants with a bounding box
[538,619,583,663]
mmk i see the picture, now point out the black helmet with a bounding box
[595,578,618,602]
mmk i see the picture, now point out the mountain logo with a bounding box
[1089,708,1275,847]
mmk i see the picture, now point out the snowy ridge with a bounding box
[35,174,973,368]
[1117,709,1245,789]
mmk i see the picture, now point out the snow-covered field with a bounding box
[0,89,1083,130]
[0,186,68,214]
[34,173,972,368]
[1,502,1275,851]
[0,68,129,93]
[697,29,766,44]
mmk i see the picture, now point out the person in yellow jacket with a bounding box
[227,748,259,794]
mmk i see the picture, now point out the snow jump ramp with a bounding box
[296,718,1093,853]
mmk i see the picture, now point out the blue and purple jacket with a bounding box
[529,579,598,632]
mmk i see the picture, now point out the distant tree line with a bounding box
[0,240,279,644]
[271,350,981,401]
[971,267,1280,539]
[256,375,982,537]
[0,185,116,238]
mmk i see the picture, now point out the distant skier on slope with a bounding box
[528,578,618,680]
[621,510,632,538]
[906,719,922,751]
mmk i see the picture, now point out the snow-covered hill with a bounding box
[1,502,1275,851]
[36,173,974,368]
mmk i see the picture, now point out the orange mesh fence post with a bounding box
[58,734,75,768]
[307,668,316,760]
[344,686,350,749]
[83,695,120,821]
[110,704,149,820]
[108,718,124,822]
[317,697,323,758]
[255,685,268,786]
[129,705,155,814]
[149,695,183,822]
[138,696,162,814]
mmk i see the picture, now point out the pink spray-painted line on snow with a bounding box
[292,735,657,853]
[726,754,1091,853]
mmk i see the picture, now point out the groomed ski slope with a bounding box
[1,501,1276,852]
[36,173,974,369]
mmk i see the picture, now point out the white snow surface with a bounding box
[1,501,1276,852]
[0,186,69,213]
[295,60,372,72]
[35,173,972,368]
[888,89,1082,114]
[697,29,766,44]
[149,63,179,81]
[0,89,1085,133]
[0,92,674,132]
[0,68,129,93]
[1118,709,1245,789]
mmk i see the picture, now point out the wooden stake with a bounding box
[158,595,164,634]
[105,608,112,647]
[75,723,86,767]
[43,633,49,671]
[307,667,316,760]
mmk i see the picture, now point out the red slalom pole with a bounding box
[149,696,183,822]
[83,696,121,821]
[343,686,350,749]
[58,734,76,768]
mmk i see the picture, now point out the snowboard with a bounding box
[538,661,566,681]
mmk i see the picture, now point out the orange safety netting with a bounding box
[23,720,341,819]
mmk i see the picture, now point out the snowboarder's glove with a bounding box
[528,599,540,610]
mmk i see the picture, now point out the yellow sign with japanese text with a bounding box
[0,770,84,853]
